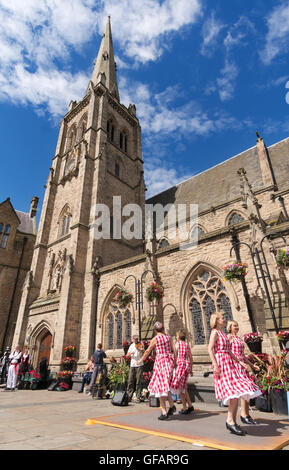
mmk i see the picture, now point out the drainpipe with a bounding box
[2,236,27,351]
[91,272,100,355]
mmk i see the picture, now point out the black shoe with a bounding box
[226,422,246,436]
[241,415,257,425]
[167,405,176,416]
[78,390,83,393]
[158,413,169,420]
[179,409,190,415]
[235,423,248,434]
[187,406,194,413]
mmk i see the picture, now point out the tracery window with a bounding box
[188,269,233,345]
[0,224,10,249]
[104,299,133,350]
[228,213,244,226]
[58,206,72,238]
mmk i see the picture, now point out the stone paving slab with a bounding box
[0,389,288,451]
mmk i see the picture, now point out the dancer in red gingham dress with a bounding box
[227,320,261,425]
[208,312,262,436]
[137,322,176,420]
[171,330,194,415]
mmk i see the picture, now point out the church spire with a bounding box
[91,16,119,100]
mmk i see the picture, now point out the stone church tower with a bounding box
[13,18,145,369]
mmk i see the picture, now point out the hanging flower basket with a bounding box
[146,282,164,304]
[61,356,76,370]
[114,289,133,309]
[276,330,289,349]
[276,248,289,270]
[244,332,263,354]
[223,262,248,282]
[64,345,75,357]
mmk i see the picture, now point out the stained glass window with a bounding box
[189,298,205,345]
[116,312,122,349]
[124,310,131,342]
[188,269,233,345]
[107,313,114,350]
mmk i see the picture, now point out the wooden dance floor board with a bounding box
[85,408,289,450]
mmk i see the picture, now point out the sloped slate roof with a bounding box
[15,210,34,234]
[146,137,289,212]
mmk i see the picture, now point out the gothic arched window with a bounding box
[107,119,115,142]
[158,238,170,249]
[188,269,233,345]
[58,206,72,238]
[189,226,205,241]
[66,125,77,151]
[120,131,128,153]
[104,299,133,350]
[228,213,244,226]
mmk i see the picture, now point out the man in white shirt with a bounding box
[126,335,144,402]
[6,345,22,391]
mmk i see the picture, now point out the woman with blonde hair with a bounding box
[208,312,262,436]
[227,321,260,425]
[137,321,176,420]
[171,330,194,414]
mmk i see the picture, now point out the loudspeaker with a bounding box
[111,390,129,406]
[47,379,58,391]
[149,396,160,407]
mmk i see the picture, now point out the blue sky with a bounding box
[1,0,289,217]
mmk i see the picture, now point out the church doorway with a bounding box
[37,331,52,368]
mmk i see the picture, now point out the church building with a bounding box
[12,18,289,374]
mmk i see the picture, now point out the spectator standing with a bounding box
[126,335,144,402]
[78,356,94,393]
[88,343,107,396]
[6,345,22,391]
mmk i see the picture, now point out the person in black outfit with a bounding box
[88,343,106,396]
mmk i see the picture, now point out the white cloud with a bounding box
[98,0,202,64]
[119,76,246,196]
[201,11,225,56]
[262,1,289,64]
[0,0,203,116]
[217,58,239,102]
[224,16,255,51]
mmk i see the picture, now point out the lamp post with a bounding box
[124,270,155,341]
[230,231,256,333]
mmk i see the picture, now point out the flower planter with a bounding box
[247,342,262,354]
[255,394,272,413]
[270,389,288,415]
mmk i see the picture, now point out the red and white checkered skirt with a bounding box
[230,335,251,379]
[148,334,174,398]
[171,341,191,394]
[213,330,261,405]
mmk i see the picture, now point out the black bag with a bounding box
[47,379,59,391]
[149,396,160,407]
[111,390,129,406]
